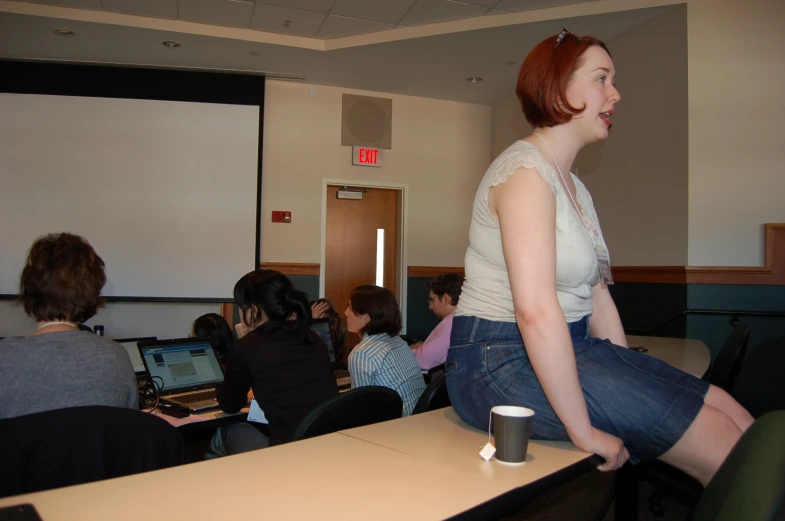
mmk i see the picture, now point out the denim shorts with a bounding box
[446,315,710,462]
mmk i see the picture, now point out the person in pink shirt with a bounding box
[411,273,464,371]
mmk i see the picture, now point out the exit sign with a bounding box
[352,146,383,167]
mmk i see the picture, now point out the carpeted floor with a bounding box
[500,470,693,521]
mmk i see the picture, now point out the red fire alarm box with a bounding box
[272,211,291,223]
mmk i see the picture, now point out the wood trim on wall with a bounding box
[259,223,785,285]
[686,223,785,285]
[407,266,465,278]
[259,262,320,276]
[612,223,785,285]
[611,266,688,284]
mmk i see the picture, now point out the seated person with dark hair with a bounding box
[194,312,262,458]
[345,285,425,416]
[217,270,338,449]
[410,273,464,371]
[0,232,137,419]
[310,297,347,368]
[193,312,234,368]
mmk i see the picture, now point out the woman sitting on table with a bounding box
[446,30,752,485]
[217,269,338,447]
[0,232,137,419]
[345,285,425,417]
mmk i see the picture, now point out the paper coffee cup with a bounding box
[491,405,534,464]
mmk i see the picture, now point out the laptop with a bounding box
[114,337,157,378]
[310,318,351,388]
[137,338,224,413]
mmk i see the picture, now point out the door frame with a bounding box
[319,178,409,333]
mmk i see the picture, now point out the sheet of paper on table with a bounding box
[247,400,268,424]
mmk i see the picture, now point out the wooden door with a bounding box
[324,185,401,350]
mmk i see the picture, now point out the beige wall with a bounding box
[579,5,689,266]
[687,0,785,266]
[490,5,689,266]
[260,81,491,267]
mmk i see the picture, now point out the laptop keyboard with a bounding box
[176,390,217,404]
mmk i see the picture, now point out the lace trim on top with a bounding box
[488,146,558,195]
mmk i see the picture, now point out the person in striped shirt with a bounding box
[345,285,426,416]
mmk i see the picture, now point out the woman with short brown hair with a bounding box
[345,285,424,416]
[0,232,137,419]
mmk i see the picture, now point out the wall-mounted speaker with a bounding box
[341,94,392,150]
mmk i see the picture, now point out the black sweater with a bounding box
[217,322,338,445]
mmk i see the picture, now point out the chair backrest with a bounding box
[692,410,785,521]
[709,323,750,391]
[291,386,402,442]
[412,371,451,415]
[0,405,184,498]
[731,336,785,418]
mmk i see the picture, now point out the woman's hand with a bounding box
[235,322,249,340]
[311,301,330,319]
[576,428,629,471]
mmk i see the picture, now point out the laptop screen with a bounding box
[115,337,156,373]
[310,319,336,364]
[139,339,224,393]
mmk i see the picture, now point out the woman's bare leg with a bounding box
[702,384,754,432]
[657,403,742,486]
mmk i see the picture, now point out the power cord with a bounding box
[137,375,163,412]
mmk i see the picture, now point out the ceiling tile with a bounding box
[330,0,416,24]
[249,4,326,37]
[255,0,334,13]
[400,0,488,26]
[178,0,254,28]
[100,0,177,19]
[495,0,594,12]
[456,0,499,7]
[317,14,395,39]
[15,0,101,9]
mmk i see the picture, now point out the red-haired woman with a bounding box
[0,233,137,419]
[447,30,752,485]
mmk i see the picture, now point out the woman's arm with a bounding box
[348,343,375,388]
[589,282,627,347]
[491,169,628,471]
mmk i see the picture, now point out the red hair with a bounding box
[516,32,611,128]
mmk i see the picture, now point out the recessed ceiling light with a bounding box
[162,40,181,49]
[53,28,75,37]
[467,76,483,83]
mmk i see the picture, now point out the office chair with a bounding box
[706,323,750,391]
[291,386,402,442]
[412,371,451,415]
[732,336,785,418]
[0,405,184,498]
[646,324,752,516]
[692,410,785,521]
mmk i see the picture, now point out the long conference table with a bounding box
[0,335,710,521]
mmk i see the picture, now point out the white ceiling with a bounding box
[0,1,678,105]
[7,0,601,39]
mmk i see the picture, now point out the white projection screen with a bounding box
[0,76,262,300]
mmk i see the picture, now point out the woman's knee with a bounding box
[660,404,742,485]
[224,423,270,455]
[704,384,754,432]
